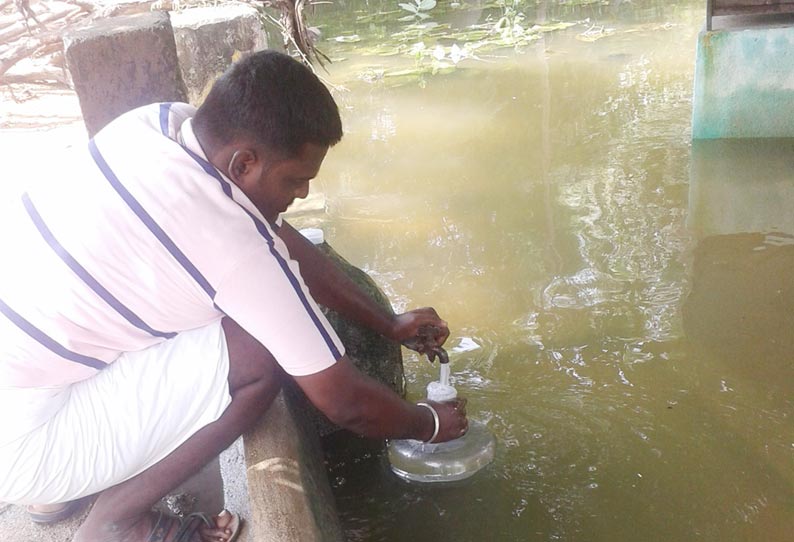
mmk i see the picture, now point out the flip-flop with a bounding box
[26,499,83,524]
[146,509,242,542]
[214,509,241,542]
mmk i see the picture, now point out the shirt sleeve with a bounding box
[213,238,345,376]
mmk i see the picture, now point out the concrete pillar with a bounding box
[692,15,794,139]
[63,11,187,137]
[172,4,268,105]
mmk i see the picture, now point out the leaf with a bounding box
[398,3,418,13]
[417,12,431,19]
[398,14,416,21]
[418,0,436,11]
[333,34,361,43]
[449,43,463,64]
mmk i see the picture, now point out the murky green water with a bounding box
[287,2,794,540]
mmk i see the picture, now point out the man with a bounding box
[0,50,468,542]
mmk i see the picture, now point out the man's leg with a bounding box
[75,317,282,542]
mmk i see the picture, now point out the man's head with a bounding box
[194,51,343,221]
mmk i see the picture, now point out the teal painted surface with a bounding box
[692,26,794,139]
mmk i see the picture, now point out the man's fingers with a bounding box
[428,397,470,442]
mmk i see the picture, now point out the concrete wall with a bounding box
[692,16,794,139]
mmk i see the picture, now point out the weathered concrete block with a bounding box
[64,11,187,137]
[172,4,268,105]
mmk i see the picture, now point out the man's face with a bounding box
[245,143,328,223]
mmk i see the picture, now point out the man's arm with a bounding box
[278,220,394,336]
[294,356,468,442]
[278,220,449,349]
[278,222,466,441]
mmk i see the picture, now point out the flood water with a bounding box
[285,1,794,540]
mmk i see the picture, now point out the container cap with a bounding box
[299,228,325,245]
[427,382,457,403]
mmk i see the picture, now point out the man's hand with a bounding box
[295,356,469,442]
[391,308,450,363]
[424,397,469,442]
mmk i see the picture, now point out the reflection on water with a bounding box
[689,138,794,238]
[291,1,794,540]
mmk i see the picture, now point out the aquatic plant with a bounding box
[398,0,437,21]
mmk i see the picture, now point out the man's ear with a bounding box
[227,148,263,187]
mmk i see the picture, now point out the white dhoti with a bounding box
[0,320,231,504]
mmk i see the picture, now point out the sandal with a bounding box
[146,509,242,542]
[27,500,84,524]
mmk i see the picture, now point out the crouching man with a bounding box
[0,50,467,542]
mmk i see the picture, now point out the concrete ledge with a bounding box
[243,385,345,542]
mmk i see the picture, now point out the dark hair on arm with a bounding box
[194,50,343,157]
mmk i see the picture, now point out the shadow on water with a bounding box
[675,138,794,542]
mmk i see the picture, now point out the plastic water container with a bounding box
[388,381,495,483]
[300,227,325,245]
[388,420,495,483]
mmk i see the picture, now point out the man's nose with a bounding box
[294,182,310,200]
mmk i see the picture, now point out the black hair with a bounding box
[194,50,343,156]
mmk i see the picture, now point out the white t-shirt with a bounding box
[0,103,344,435]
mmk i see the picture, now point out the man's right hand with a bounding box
[295,356,469,443]
[423,397,469,443]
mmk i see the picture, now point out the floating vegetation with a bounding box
[575,22,616,42]
[333,34,363,43]
[354,9,403,24]
[323,0,675,84]
[329,12,577,83]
